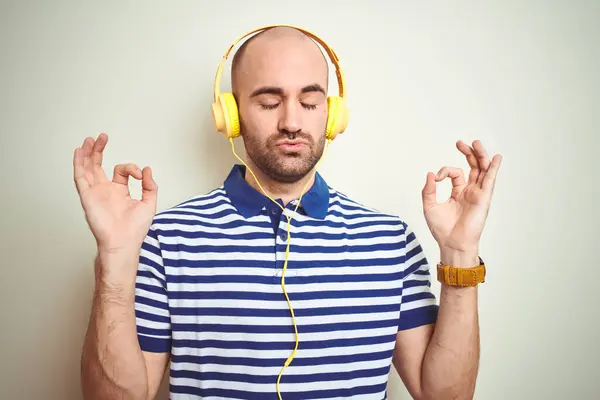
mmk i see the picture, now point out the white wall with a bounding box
[1,1,598,399]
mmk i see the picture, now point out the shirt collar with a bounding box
[223,164,329,219]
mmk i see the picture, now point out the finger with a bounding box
[436,166,466,187]
[112,163,142,186]
[141,167,158,206]
[91,133,109,182]
[481,154,503,192]
[92,133,108,167]
[472,140,491,184]
[456,140,480,184]
[81,137,95,170]
[73,147,89,193]
[79,136,96,186]
[421,172,437,210]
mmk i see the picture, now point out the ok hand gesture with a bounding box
[73,133,158,258]
[422,140,502,258]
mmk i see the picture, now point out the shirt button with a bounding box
[271,208,279,215]
[279,232,288,242]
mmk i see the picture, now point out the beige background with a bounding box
[1,1,598,399]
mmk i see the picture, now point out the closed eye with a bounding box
[261,103,317,110]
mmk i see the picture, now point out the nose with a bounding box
[278,99,302,134]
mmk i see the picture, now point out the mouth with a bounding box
[276,140,307,151]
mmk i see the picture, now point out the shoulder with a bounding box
[148,186,236,232]
[328,187,410,232]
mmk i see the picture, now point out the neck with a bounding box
[243,159,315,206]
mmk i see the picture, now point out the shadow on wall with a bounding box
[66,104,236,400]
[165,96,245,209]
[199,111,245,194]
[151,104,242,399]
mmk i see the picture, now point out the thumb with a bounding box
[422,172,437,210]
[141,166,158,206]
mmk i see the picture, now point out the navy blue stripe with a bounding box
[166,205,397,222]
[404,279,433,289]
[414,270,431,276]
[175,198,231,211]
[135,309,170,324]
[135,295,168,311]
[406,230,417,243]
[163,256,405,269]
[161,241,403,254]
[406,244,424,261]
[170,348,394,367]
[405,256,428,276]
[169,382,387,400]
[166,271,403,285]
[171,333,397,351]
[171,365,389,384]
[141,241,161,257]
[402,291,436,304]
[138,335,171,353]
[138,257,165,278]
[153,216,401,231]
[171,190,226,207]
[161,208,239,220]
[170,303,400,317]
[399,305,439,331]
[137,325,170,337]
[169,287,402,301]
[329,198,382,213]
[135,282,166,296]
[155,229,268,240]
[155,228,403,242]
[171,318,399,334]
[153,217,272,230]
[326,209,399,221]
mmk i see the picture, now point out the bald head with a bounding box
[231,26,329,96]
[225,27,331,184]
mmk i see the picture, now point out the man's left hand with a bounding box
[421,140,502,264]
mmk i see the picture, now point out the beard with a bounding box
[243,129,326,184]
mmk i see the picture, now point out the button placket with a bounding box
[273,207,297,282]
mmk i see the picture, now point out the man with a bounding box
[75,26,502,399]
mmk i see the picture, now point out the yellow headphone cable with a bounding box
[229,137,332,399]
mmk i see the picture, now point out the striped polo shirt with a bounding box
[134,164,439,399]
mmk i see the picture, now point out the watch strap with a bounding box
[437,257,486,287]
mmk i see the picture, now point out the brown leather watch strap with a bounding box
[437,258,486,287]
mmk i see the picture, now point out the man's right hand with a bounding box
[73,133,158,279]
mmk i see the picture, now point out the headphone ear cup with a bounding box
[212,93,240,139]
[325,96,349,140]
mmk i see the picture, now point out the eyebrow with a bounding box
[249,84,326,98]
[249,86,283,98]
[301,84,326,95]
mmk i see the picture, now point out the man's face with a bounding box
[234,35,329,183]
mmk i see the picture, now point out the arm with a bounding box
[394,140,502,399]
[393,251,480,400]
[73,133,169,399]
[81,252,169,400]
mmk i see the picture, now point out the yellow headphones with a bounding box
[211,24,349,141]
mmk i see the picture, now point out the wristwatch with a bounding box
[437,257,486,287]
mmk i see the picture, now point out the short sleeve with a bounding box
[134,227,172,352]
[398,222,439,331]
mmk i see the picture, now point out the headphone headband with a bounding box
[213,24,346,101]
